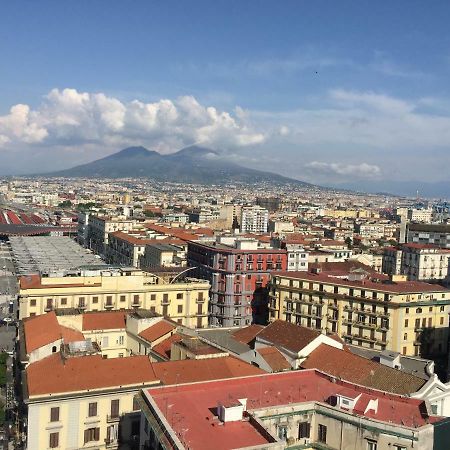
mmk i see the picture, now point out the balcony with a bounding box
[107,414,121,423]
[78,304,87,310]
[104,303,114,309]
[105,439,119,449]
[44,305,54,312]
[131,302,141,308]
[161,299,170,305]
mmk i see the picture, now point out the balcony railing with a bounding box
[106,414,121,423]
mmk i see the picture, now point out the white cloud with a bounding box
[0,88,266,152]
[305,161,381,179]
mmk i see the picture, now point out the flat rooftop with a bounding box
[9,236,107,275]
[143,369,440,450]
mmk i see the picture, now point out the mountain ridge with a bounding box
[45,145,313,186]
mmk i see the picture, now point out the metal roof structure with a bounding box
[9,236,107,275]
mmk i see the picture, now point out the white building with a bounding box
[240,206,269,233]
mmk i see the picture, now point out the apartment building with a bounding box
[408,208,433,223]
[268,264,450,357]
[87,215,136,255]
[383,244,450,282]
[139,370,447,450]
[18,267,209,328]
[188,237,288,327]
[240,205,269,233]
[23,352,262,450]
[140,242,187,269]
[407,222,450,248]
[106,231,150,267]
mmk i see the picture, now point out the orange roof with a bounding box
[301,344,426,395]
[152,356,264,385]
[257,346,291,372]
[152,333,183,360]
[138,320,175,343]
[26,354,158,396]
[23,312,61,353]
[60,326,85,343]
[232,325,264,345]
[82,311,127,331]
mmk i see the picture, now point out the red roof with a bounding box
[152,356,264,385]
[27,354,158,396]
[23,312,61,353]
[152,333,183,360]
[82,311,127,331]
[232,325,264,344]
[60,326,85,344]
[144,369,438,450]
[301,344,426,395]
[138,320,176,343]
[257,346,291,372]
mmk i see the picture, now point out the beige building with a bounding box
[268,264,450,357]
[88,215,137,255]
[18,267,209,328]
[383,243,450,282]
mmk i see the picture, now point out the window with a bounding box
[440,306,445,312]
[88,402,97,417]
[118,335,124,345]
[84,427,100,443]
[440,317,444,325]
[177,305,183,314]
[49,432,59,448]
[106,295,113,305]
[318,424,327,443]
[198,292,204,301]
[403,333,407,340]
[367,440,378,450]
[151,294,156,301]
[277,425,287,440]
[393,446,406,450]
[298,421,310,438]
[110,399,120,418]
[133,396,140,411]
[416,308,422,313]
[102,337,109,347]
[176,293,183,299]
[163,293,169,303]
[92,296,98,304]
[30,299,36,307]
[120,295,126,302]
[60,298,67,306]
[50,407,59,422]
[405,307,409,313]
[404,319,409,327]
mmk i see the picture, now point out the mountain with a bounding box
[45,145,311,185]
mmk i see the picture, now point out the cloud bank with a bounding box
[0,88,265,153]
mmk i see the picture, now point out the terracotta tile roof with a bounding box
[138,320,175,343]
[152,333,183,360]
[23,312,61,353]
[301,344,426,395]
[26,354,158,396]
[257,346,291,372]
[59,326,85,343]
[256,320,321,354]
[232,325,264,345]
[19,274,102,290]
[82,311,127,331]
[152,356,264,385]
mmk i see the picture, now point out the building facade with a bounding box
[240,206,269,233]
[188,238,288,327]
[18,268,209,328]
[268,268,450,357]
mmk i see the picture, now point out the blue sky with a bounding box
[1,1,450,193]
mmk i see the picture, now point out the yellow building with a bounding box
[269,266,450,358]
[18,267,209,328]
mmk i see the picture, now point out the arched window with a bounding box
[416,308,422,314]
[52,346,57,353]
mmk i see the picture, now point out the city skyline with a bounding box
[1,1,450,196]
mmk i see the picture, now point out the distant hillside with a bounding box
[45,145,312,185]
